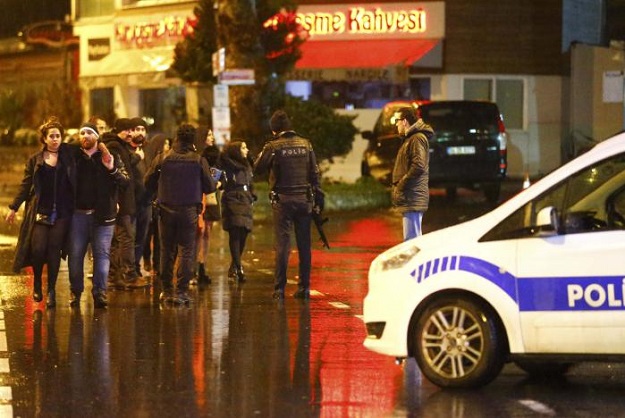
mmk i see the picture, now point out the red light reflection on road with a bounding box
[291,214,405,416]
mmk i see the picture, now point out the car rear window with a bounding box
[420,102,499,142]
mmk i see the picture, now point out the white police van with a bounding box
[363,130,625,388]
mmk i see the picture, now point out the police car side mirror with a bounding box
[536,206,560,236]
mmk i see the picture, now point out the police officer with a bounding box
[254,110,321,300]
[144,124,215,304]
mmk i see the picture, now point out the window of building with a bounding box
[300,78,430,110]
[77,0,115,18]
[140,87,186,135]
[90,88,114,124]
[122,0,187,7]
[463,77,525,130]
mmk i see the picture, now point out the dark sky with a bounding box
[0,0,70,38]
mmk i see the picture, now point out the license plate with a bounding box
[447,146,476,155]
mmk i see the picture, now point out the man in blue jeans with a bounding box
[67,122,130,308]
[391,107,434,240]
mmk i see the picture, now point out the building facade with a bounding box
[67,0,624,179]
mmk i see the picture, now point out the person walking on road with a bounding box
[145,124,215,305]
[5,117,74,308]
[254,110,322,300]
[66,122,130,308]
[391,106,433,241]
[102,118,149,289]
[195,129,221,285]
[129,117,153,278]
[220,140,255,283]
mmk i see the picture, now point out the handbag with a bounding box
[35,211,57,226]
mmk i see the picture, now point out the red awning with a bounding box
[296,39,439,69]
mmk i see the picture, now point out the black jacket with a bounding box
[67,144,130,225]
[253,131,320,195]
[144,141,215,207]
[220,153,254,231]
[9,144,74,272]
[103,132,137,216]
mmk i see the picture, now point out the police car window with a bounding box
[561,154,625,233]
[480,153,625,241]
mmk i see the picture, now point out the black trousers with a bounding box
[158,205,198,290]
[228,226,249,270]
[271,194,312,292]
[31,217,70,292]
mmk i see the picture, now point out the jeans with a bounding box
[159,205,198,290]
[402,211,424,241]
[109,214,136,280]
[272,194,312,292]
[68,212,115,295]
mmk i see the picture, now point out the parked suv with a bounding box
[361,100,508,202]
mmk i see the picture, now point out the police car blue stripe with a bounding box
[414,256,625,311]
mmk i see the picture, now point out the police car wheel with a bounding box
[414,297,505,388]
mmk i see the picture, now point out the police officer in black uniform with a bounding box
[144,124,215,304]
[254,110,321,300]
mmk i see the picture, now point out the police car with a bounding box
[363,130,625,388]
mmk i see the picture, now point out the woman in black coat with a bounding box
[5,117,74,308]
[220,141,254,282]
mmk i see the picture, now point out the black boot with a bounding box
[198,263,211,285]
[236,266,246,283]
[228,263,237,280]
[33,277,43,302]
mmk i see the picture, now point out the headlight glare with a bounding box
[377,245,420,272]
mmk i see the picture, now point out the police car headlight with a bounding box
[373,245,420,273]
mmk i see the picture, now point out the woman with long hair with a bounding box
[5,117,74,308]
[220,141,255,282]
[195,129,221,285]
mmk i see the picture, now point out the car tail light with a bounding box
[498,115,508,172]
[497,117,507,151]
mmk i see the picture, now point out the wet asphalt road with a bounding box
[0,183,625,417]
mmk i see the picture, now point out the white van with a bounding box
[363,130,625,388]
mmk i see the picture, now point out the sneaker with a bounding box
[176,289,193,304]
[272,290,284,300]
[69,292,81,307]
[159,288,180,304]
[108,276,126,290]
[124,275,151,289]
[93,291,108,309]
[293,288,310,299]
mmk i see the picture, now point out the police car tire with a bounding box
[414,297,505,389]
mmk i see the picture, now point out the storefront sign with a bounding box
[295,2,444,41]
[218,69,255,85]
[115,15,195,48]
[20,20,79,48]
[88,38,111,61]
[289,66,408,82]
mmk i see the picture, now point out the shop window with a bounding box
[77,0,114,18]
[140,87,186,135]
[463,77,525,130]
[90,88,114,124]
[464,79,492,101]
[307,79,425,109]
